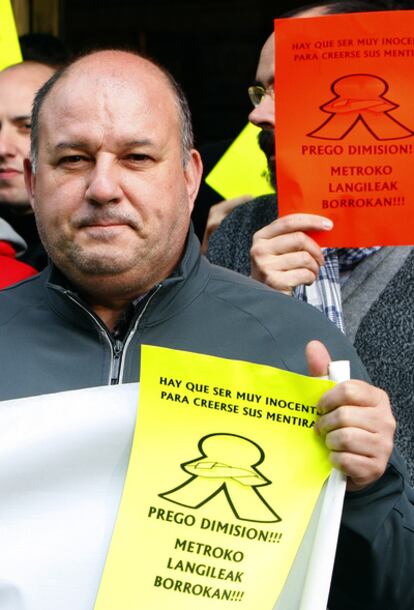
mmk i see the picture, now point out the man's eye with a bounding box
[59,155,86,165]
[126,153,151,162]
[18,123,31,133]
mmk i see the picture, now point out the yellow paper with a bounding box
[94,346,334,610]
[0,0,22,71]
[205,123,275,200]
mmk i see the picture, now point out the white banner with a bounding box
[0,384,138,610]
[0,364,347,609]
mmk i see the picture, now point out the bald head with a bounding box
[30,50,193,171]
[24,48,202,308]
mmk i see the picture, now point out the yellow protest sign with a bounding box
[0,0,22,71]
[94,346,334,610]
[205,123,275,200]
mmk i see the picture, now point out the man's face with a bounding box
[249,6,328,188]
[0,62,54,211]
[25,52,202,298]
[249,34,276,187]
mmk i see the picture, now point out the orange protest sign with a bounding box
[275,11,414,247]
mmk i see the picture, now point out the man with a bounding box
[0,61,55,270]
[207,0,414,485]
[0,50,412,609]
[0,35,68,270]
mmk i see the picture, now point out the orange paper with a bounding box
[275,11,414,247]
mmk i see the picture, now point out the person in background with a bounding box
[207,0,414,485]
[0,34,70,270]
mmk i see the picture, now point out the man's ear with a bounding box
[23,158,36,208]
[183,149,203,214]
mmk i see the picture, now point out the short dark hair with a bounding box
[281,0,406,17]
[30,49,194,171]
[19,33,71,68]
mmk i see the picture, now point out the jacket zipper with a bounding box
[116,284,162,384]
[111,339,124,385]
[64,284,162,386]
[64,292,116,385]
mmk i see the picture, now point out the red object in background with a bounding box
[0,240,37,289]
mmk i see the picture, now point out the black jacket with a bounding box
[0,229,365,400]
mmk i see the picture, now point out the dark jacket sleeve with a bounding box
[330,448,414,610]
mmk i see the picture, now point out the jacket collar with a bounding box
[42,225,210,328]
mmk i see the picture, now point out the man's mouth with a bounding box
[0,168,21,180]
[79,219,132,229]
[83,221,126,227]
[76,215,138,233]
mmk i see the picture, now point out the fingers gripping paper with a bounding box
[94,346,335,610]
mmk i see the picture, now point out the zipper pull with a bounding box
[111,339,124,385]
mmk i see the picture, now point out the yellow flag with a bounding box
[0,0,22,71]
[205,123,275,200]
[94,346,334,610]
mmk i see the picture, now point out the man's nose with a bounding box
[85,159,123,205]
[0,127,17,158]
[248,94,275,130]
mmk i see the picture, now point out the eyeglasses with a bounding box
[248,84,274,107]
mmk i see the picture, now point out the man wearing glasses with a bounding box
[208,0,414,488]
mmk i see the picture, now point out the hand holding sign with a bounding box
[250,213,332,294]
[306,340,396,491]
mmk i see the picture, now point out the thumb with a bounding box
[306,340,332,377]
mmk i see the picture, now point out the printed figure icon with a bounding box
[159,433,281,523]
[307,73,414,141]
